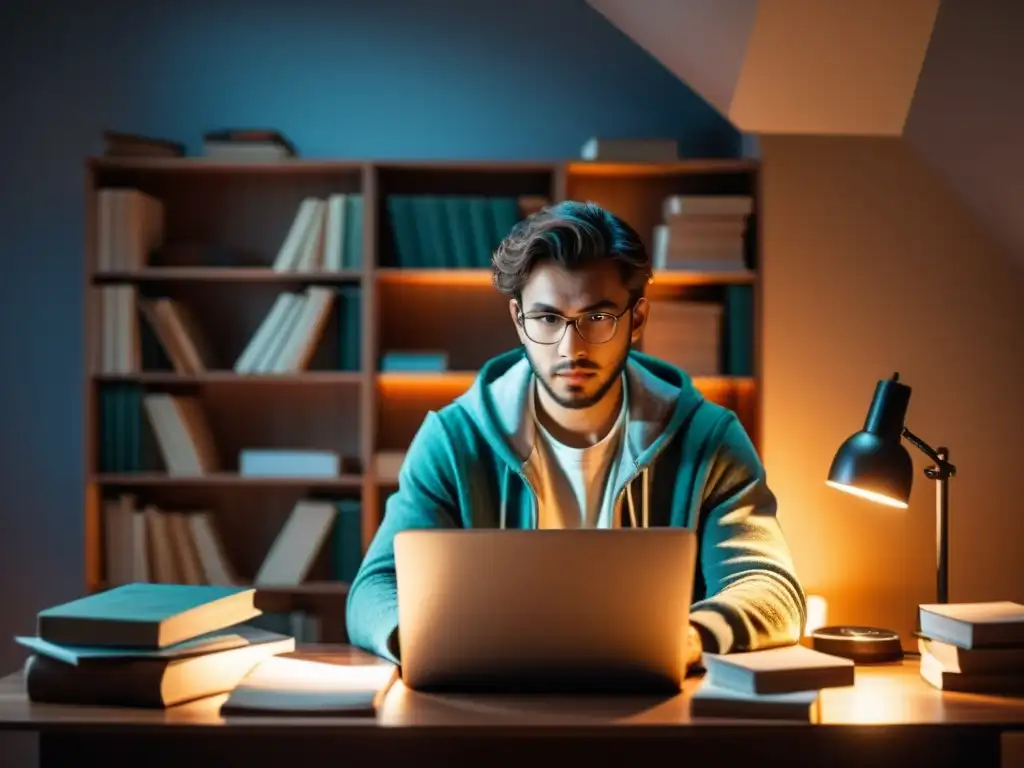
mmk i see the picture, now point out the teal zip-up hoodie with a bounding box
[346,347,806,663]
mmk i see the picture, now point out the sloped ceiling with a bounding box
[585,0,1024,269]
[902,0,1024,275]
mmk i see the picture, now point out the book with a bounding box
[919,636,1024,675]
[701,644,855,696]
[103,130,185,158]
[690,676,819,722]
[254,500,337,586]
[24,629,294,708]
[15,623,276,666]
[919,601,1024,649]
[579,137,677,162]
[36,583,260,649]
[219,655,398,716]
[919,649,1024,694]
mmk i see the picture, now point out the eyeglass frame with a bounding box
[515,301,637,345]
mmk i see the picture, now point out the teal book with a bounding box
[129,385,141,472]
[386,196,420,267]
[380,352,447,372]
[36,583,262,649]
[99,387,113,472]
[410,197,437,267]
[343,194,364,268]
[337,286,361,371]
[100,384,141,473]
[724,285,753,376]
[489,197,521,247]
[421,196,453,267]
[443,197,476,268]
[16,623,286,666]
[332,498,363,583]
[467,197,495,267]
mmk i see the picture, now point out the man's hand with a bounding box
[686,623,703,670]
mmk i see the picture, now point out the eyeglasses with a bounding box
[517,304,633,345]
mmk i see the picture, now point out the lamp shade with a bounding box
[826,373,914,508]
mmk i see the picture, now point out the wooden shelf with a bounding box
[566,159,759,177]
[84,155,761,643]
[376,268,494,286]
[376,268,756,287]
[376,371,752,390]
[90,157,756,177]
[89,157,367,174]
[93,267,362,284]
[378,370,479,386]
[651,269,757,286]
[93,371,364,385]
[91,473,363,489]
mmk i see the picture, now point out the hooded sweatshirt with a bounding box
[346,347,807,663]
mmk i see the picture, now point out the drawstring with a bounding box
[499,467,508,530]
[642,467,649,528]
[624,467,650,528]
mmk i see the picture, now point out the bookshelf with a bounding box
[83,157,762,642]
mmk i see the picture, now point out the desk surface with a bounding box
[1,645,1023,734]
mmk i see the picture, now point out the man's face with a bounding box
[509,261,648,409]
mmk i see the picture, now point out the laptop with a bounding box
[393,528,697,694]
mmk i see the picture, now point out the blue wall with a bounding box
[0,0,737,671]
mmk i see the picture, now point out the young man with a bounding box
[346,201,806,666]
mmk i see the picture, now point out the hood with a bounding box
[454,346,707,479]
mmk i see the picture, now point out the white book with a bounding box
[270,287,336,372]
[323,194,347,271]
[255,500,337,586]
[271,198,320,272]
[234,292,301,372]
[254,295,306,372]
[293,200,326,273]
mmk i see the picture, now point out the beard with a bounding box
[525,342,631,410]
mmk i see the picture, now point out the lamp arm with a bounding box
[902,426,955,605]
[901,427,956,479]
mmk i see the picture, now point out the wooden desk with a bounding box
[2,646,1023,768]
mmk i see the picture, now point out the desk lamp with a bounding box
[812,372,956,663]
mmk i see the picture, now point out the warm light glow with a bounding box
[376,269,492,287]
[378,371,478,395]
[825,480,908,508]
[238,656,396,692]
[820,673,916,725]
[565,160,756,177]
[805,594,829,636]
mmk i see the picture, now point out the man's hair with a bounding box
[491,200,651,304]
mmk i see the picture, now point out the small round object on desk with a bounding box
[810,625,904,663]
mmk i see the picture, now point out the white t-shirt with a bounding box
[529,377,628,529]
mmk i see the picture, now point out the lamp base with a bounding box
[810,625,904,664]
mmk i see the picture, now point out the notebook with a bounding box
[701,644,855,695]
[219,656,399,716]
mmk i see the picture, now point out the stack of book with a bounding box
[641,299,723,376]
[15,583,295,708]
[651,195,752,272]
[917,601,1024,694]
[690,644,855,722]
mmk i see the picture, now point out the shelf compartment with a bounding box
[376,281,516,371]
